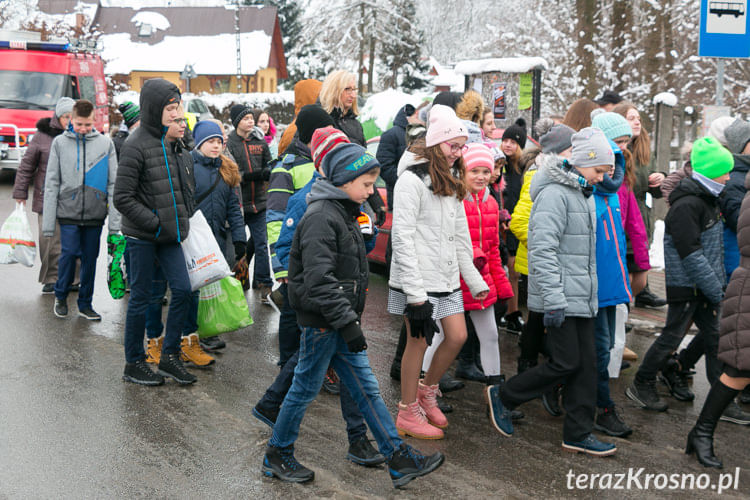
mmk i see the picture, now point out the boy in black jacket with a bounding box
[261,144,444,488]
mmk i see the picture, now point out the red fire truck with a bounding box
[0,32,108,170]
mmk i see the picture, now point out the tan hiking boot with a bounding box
[180,333,215,367]
[146,336,163,364]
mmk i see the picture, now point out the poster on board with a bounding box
[493,82,506,120]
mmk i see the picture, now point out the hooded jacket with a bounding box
[718,162,750,371]
[278,79,322,155]
[265,137,316,256]
[389,151,489,303]
[13,115,65,214]
[377,106,409,206]
[114,78,194,244]
[42,125,120,236]
[460,187,513,310]
[593,146,632,308]
[191,150,245,255]
[527,155,598,317]
[663,176,725,304]
[287,178,369,340]
[227,126,272,215]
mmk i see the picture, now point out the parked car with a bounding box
[182,94,214,122]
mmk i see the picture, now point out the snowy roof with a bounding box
[359,89,433,132]
[27,1,99,31]
[427,57,464,91]
[454,57,549,75]
[130,11,170,31]
[101,31,272,75]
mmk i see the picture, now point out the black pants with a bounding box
[519,310,546,361]
[501,316,596,442]
[635,299,721,385]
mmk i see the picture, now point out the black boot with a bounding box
[390,323,407,381]
[635,284,667,308]
[455,358,485,381]
[486,375,524,420]
[516,357,537,374]
[438,371,465,393]
[740,386,750,405]
[686,381,739,469]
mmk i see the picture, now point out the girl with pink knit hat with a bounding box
[388,105,489,439]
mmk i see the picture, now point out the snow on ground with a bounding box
[358,89,433,132]
[454,57,548,75]
[653,92,678,107]
[130,11,170,31]
[100,31,271,75]
[649,219,665,270]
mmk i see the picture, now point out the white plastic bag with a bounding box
[608,303,628,378]
[0,202,37,267]
[181,209,231,291]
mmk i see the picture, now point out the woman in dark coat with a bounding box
[686,166,750,469]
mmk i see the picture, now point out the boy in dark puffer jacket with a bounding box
[262,143,444,488]
[627,137,732,413]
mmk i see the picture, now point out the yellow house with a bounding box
[92,4,287,93]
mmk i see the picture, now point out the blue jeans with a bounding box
[145,264,199,338]
[56,224,102,309]
[270,327,402,458]
[244,211,272,286]
[257,349,368,444]
[277,283,301,367]
[124,238,192,363]
[595,306,617,409]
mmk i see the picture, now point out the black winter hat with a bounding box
[594,90,623,106]
[502,118,527,150]
[230,104,252,129]
[433,91,462,110]
[296,104,334,144]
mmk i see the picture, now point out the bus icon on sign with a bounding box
[710,1,746,17]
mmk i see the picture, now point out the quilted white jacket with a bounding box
[389,152,488,304]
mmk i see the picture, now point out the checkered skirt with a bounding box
[387,288,464,320]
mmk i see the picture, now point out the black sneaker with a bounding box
[123,360,165,386]
[158,353,197,385]
[200,335,226,351]
[53,298,68,318]
[252,404,278,429]
[658,361,695,401]
[70,283,80,292]
[387,443,444,488]
[625,379,668,411]
[741,387,750,405]
[504,311,525,335]
[347,436,386,467]
[78,307,102,321]
[262,445,314,483]
[719,400,750,425]
[454,359,485,381]
[42,283,55,294]
[542,384,563,417]
[594,406,633,437]
[634,288,667,308]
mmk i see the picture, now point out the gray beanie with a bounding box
[725,118,750,155]
[55,97,75,117]
[540,123,575,154]
[570,127,614,169]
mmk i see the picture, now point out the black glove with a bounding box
[499,239,510,267]
[405,302,439,346]
[340,321,368,353]
[375,207,387,227]
[543,309,565,328]
[262,168,271,181]
[233,241,246,262]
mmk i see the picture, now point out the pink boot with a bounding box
[396,401,444,439]
[418,379,448,429]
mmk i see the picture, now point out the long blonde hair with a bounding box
[613,101,651,167]
[319,70,358,115]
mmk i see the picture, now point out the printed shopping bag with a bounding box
[197,276,253,337]
[0,202,36,267]
[181,210,231,291]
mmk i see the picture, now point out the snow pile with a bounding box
[653,92,678,107]
[130,11,170,31]
[454,57,549,75]
[649,220,665,270]
[101,31,272,75]
[358,89,432,132]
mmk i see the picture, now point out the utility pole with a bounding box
[235,0,242,92]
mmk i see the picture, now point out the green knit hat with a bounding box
[690,136,733,179]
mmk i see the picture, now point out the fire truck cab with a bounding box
[0,31,108,170]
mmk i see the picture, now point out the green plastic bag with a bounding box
[197,276,253,338]
[107,234,127,299]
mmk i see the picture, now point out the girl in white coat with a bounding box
[389,104,489,439]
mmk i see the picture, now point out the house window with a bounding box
[213,78,230,93]
[260,76,265,92]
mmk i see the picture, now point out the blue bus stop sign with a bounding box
[700,0,750,57]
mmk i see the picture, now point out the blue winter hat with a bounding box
[193,120,224,150]
[322,142,380,186]
[591,110,632,142]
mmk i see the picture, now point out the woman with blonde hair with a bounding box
[319,69,365,146]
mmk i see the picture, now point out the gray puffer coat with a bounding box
[527,154,598,318]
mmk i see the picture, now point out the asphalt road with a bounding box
[0,171,748,499]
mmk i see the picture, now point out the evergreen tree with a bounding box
[379,0,430,90]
